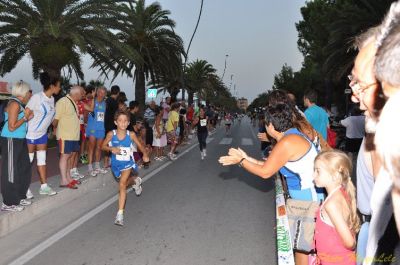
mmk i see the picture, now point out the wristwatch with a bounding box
[239,158,246,167]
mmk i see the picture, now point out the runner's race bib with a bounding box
[116,147,131,161]
[97,112,105,122]
[200,119,207,127]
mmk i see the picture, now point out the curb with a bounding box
[0,133,205,239]
[0,172,114,238]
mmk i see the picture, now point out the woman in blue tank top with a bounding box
[219,104,323,265]
[0,81,34,212]
[86,87,107,176]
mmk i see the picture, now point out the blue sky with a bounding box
[2,0,306,103]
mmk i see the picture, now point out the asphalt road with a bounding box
[10,119,277,265]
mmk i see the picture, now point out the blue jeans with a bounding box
[356,221,369,265]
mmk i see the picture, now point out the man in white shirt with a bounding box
[340,109,365,156]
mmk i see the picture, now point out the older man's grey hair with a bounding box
[375,1,400,86]
[353,26,380,50]
[70,85,82,95]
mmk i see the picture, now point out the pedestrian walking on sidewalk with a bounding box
[25,72,61,197]
[1,81,34,212]
[102,109,149,226]
[192,107,208,160]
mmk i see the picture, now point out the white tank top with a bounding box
[284,129,319,190]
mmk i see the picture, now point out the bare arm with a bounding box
[52,119,58,128]
[192,116,199,128]
[130,132,149,162]
[83,98,94,112]
[7,102,31,131]
[101,131,120,154]
[325,200,356,249]
[155,117,161,135]
[239,140,292,178]
[219,134,311,179]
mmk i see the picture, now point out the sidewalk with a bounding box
[0,133,203,239]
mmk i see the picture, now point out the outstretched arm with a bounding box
[219,138,292,179]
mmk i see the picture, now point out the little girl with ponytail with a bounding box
[313,150,360,265]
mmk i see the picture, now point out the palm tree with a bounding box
[92,0,185,112]
[0,0,123,79]
[323,0,396,81]
[185,59,216,105]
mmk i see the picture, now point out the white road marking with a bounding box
[206,137,214,144]
[8,139,210,265]
[219,138,232,145]
[241,138,253,146]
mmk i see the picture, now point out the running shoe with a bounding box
[203,149,207,157]
[132,177,142,196]
[96,167,108,174]
[201,152,204,160]
[20,199,32,206]
[90,170,98,177]
[39,186,57,196]
[1,203,24,212]
[114,212,124,226]
[26,188,34,199]
[72,171,85,179]
[168,153,177,161]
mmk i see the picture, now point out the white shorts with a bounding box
[153,134,167,147]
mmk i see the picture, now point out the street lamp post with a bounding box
[221,54,229,80]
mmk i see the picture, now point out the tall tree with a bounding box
[0,0,121,79]
[92,0,185,112]
[185,59,216,105]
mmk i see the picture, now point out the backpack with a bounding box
[0,100,8,132]
[0,98,24,132]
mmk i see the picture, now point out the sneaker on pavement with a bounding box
[72,171,85,179]
[96,167,108,174]
[90,170,98,177]
[132,177,142,196]
[39,186,57,196]
[201,152,204,160]
[1,203,24,212]
[26,189,34,200]
[203,149,207,157]
[168,153,177,161]
[20,199,32,206]
[114,212,124,226]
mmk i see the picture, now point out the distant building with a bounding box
[0,81,10,100]
[237,97,248,111]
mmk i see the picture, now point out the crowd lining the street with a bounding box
[0,74,236,225]
[219,1,400,264]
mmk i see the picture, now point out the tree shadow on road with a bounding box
[218,167,274,193]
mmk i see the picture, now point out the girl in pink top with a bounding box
[313,150,360,265]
